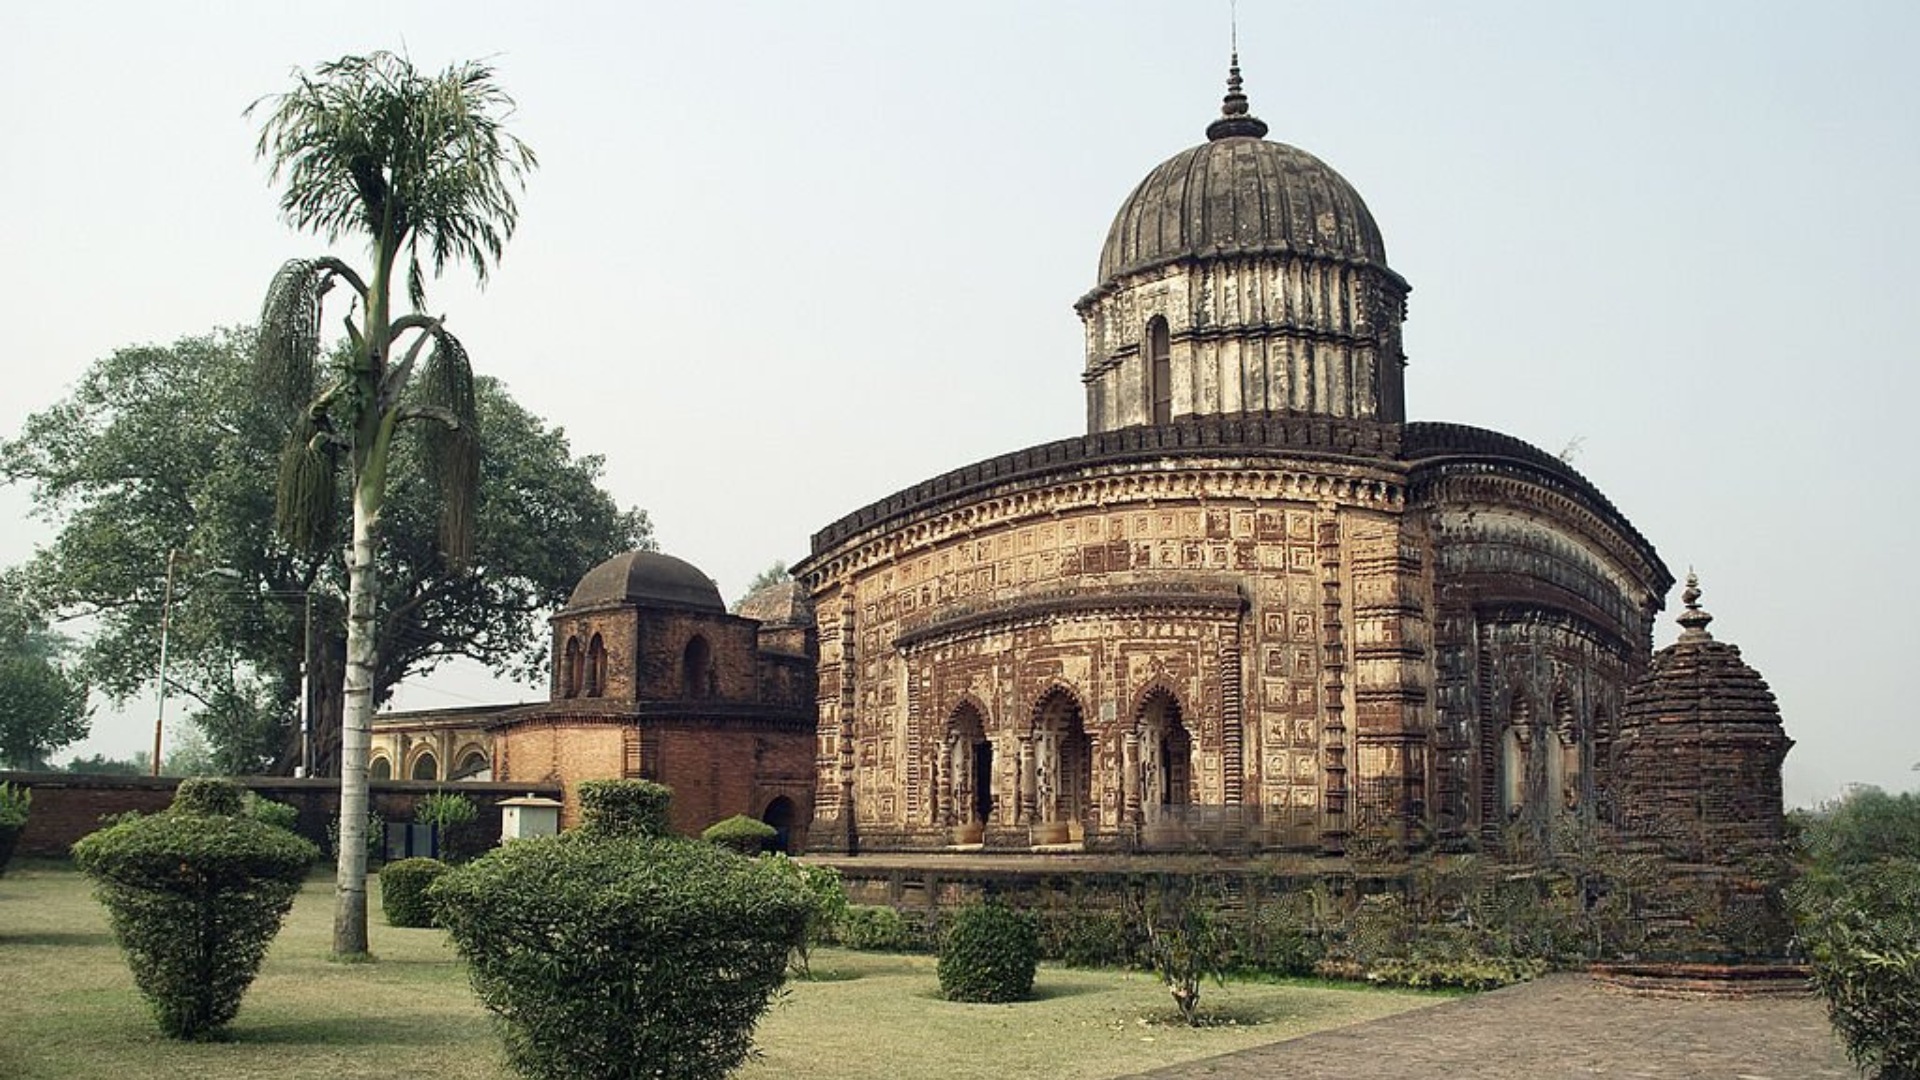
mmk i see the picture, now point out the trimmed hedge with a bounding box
[70,777,317,1040]
[837,904,912,952]
[430,782,812,1080]
[702,814,777,854]
[939,902,1040,1003]
[381,857,449,928]
[577,779,672,839]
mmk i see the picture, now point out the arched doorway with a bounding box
[947,702,992,843]
[1551,690,1580,814]
[1032,687,1091,844]
[761,795,796,853]
[1138,687,1192,813]
[682,635,712,698]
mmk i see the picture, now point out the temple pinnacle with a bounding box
[1677,570,1715,641]
[1206,50,1270,141]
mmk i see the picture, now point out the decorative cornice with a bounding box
[896,581,1246,652]
[796,416,1407,586]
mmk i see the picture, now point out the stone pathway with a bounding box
[1123,973,1858,1080]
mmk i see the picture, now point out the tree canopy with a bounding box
[0,569,91,768]
[2,330,648,775]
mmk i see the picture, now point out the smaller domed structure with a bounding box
[567,551,724,613]
[1616,574,1792,862]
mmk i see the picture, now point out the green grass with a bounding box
[1,859,1447,1079]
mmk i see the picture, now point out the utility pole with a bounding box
[151,548,179,777]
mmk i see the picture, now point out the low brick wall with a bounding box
[0,771,562,858]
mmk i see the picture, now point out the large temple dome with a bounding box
[1097,136,1389,288]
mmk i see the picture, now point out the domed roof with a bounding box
[736,578,814,629]
[1095,60,1390,288]
[566,551,724,613]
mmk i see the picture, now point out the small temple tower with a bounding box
[1615,573,1793,863]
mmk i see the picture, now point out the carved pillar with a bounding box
[947,734,966,827]
[1220,621,1244,805]
[838,588,858,852]
[1017,734,1036,827]
[1318,510,1349,853]
[1122,730,1141,827]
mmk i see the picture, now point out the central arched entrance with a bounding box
[1138,687,1192,812]
[1032,687,1091,845]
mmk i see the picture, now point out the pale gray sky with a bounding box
[3,2,1914,805]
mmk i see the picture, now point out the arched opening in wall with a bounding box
[562,636,582,698]
[947,702,993,841]
[1137,687,1192,813]
[1033,688,1092,844]
[1552,690,1580,814]
[682,635,713,699]
[455,748,490,779]
[1146,316,1172,425]
[369,755,393,780]
[586,634,608,698]
[761,795,796,854]
[1500,693,1533,820]
[411,752,439,781]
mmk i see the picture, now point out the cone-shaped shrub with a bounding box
[431,780,812,1080]
[71,777,318,1039]
[938,901,1040,1002]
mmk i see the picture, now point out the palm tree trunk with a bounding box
[332,465,385,957]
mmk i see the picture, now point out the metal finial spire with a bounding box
[1677,569,1715,641]
[1206,16,1269,141]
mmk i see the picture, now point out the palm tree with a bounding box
[250,52,535,957]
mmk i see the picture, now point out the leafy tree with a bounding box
[1124,873,1231,1026]
[0,570,90,768]
[1801,785,1920,870]
[3,332,646,780]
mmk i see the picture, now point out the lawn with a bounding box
[0,859,1446,1079]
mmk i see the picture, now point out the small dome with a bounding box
[736,578,814,629]
[566,551,724,613]
[1095,60,1390,290]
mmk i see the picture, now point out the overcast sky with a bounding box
[3,1,1914,805]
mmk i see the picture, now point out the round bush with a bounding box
[432,833,813,1080]
[70,777,317,1040]
[381,857,449,928]
[701,814,777,854]
[938,901,1040,1003]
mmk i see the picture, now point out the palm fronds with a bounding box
[413,329,479,567]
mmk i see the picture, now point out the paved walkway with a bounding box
[1124,974,1858,1080]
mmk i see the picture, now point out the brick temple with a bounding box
[373,58,1790,871]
